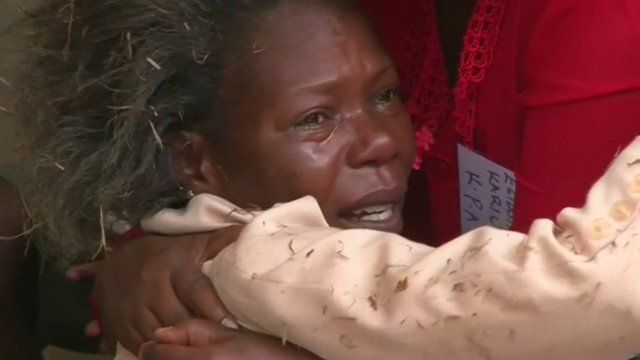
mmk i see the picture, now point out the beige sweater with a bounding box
[118,138,640,360]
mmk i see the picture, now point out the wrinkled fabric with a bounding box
[118,138,640,360]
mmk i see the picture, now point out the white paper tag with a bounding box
[457,144,517,233]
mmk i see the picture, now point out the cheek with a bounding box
[395,112,418,162]
[222,133,350,208]
[269,138,348,200]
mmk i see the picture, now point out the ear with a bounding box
[169,131,228,196]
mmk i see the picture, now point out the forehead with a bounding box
[230,2,391,94]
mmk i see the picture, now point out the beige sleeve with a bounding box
[202,137,640,360]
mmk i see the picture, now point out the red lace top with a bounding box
[362,0,640,245]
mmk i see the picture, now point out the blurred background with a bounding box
[2,2,110,359]
[0,0,42,167]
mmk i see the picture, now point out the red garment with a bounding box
[362,0,640,245]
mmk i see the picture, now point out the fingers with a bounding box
[92,230,240,357]
[139,320,235,359]
[117,308,162,354]
[173,229,239,325]
[154,326,209,347]
[201,225,244,261]
[123,292,190,351]
[154,319,231,346]
[99,337,115,355]
[149,283,192,327]
[139,343,215,360]
[176,272,235,325]
[94,236,186,353]
[65,261,100,281]
[117,329,145,356]
[176,226,242,328]
[142,324,321,360]
[84,320,101,338]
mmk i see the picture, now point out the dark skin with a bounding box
[86,0,484,359]
[0,1,479,357]
[140,319,318,360]
[79,1,486,357]
[69,230,242,353]
[0,178,39,359]
[70,1,416,359]
[155,3,414,358]
[177,2,414,234]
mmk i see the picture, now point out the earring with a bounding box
[180,185,195,198]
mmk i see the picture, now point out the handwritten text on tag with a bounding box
[457,144,517,233]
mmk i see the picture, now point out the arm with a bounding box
[138,320,320,360]
[96,226,324,360]
[174,139,640,360]
[88,229,240,354]
[0,178,39,359]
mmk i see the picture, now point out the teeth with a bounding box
[353,204,394,221]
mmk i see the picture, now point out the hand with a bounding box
[65,261,114,353]
[139,319,321,360]
[69,226,243,354]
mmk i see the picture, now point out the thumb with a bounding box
[66,261,100,282]
[155,320,228,347]
[201,225,244,261]
[84,320,102,338]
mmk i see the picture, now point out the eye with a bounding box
[294,111,332,130]
[375,87,401,106]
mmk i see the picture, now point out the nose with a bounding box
[346,110,399,168]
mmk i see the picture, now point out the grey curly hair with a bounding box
[15,0,358,266]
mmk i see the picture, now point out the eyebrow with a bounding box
[289,63,397,94]
[369,63,397,84]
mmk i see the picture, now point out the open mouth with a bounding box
[336,185,407,233]
[338,201,403,233]
[348,203,396,222]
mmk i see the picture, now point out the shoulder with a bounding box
[516,0,640,68]
[513,0,640,105]
[515,0,640,35]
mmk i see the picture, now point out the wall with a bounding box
[0,0,43,166]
